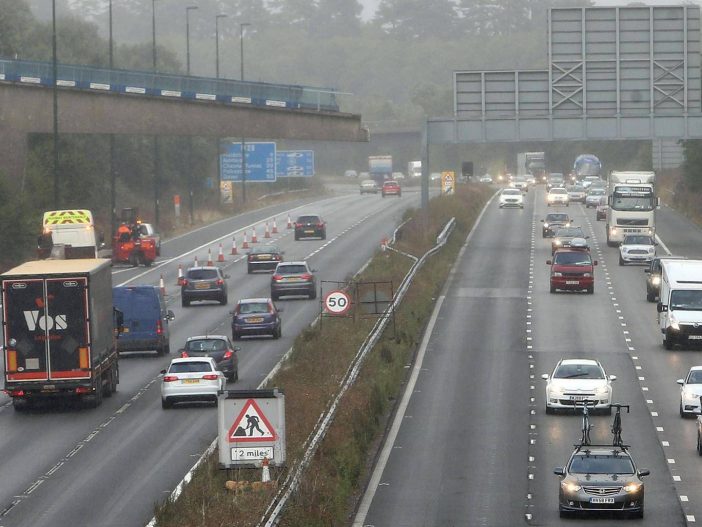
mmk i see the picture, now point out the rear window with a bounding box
[187,269,218,280]
[252,245,279,254]
[297,216,321,223]
[169,361,214,373]
[551,188,567,194]
[555,228,584,237]
[239,302,270,314]
[277,265,308,274]
[113,287,160,317]
[547,214,568,222]
[185,339,227,352]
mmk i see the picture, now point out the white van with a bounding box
[658,259,702,349]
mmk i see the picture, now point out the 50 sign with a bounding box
[323,290,352,316]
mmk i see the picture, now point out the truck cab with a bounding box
[605,171,658,246]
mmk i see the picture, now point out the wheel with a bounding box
[273,326,281,339]
[128,253,139,267]
[663,335,674,350]
[144,259,153,267]
[619,255,625,266]
[382,194,386,198]
[697,433,702,455]
[164,344,170,354]
[247,265,253,274]
[220,294,228,305]
[646,291,656,302]
[550,285,556,294]
[271,292,279,301]
[586,286,594,294]
[294,234,300,241]
[321,231,326,240]
[156,344,165,356]
[559,509,570,519]
[181,296,190,307]
[309,289,317,300]
[680,401,686,417]
[232,332,240,341]
[103,366,116,397]
[85,380,103,408]
[631,508,644,519]
[161,398,172,409]
[545,405,554,415]
[12,399,30,412]
[227,371,238,383]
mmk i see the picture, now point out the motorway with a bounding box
[0,187,423,527]
[356,188,702,526]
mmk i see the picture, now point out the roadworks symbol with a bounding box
[227,399,277,442]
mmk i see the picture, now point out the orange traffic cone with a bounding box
[242,231,249,249]
[160,274,166,296]
[207,248,214,266]
[264,221,271,238]
[176,264,184,285]
[231,236,238,255]
[218,243,225,262]
[272,218,279,234]
[287,214,292,229]
[252,226,259,243]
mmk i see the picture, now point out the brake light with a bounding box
[223,350,233,359]
[300,274,313,280]
[317,223,324,228]
[181,279,188,286]
[6,389,25,397]
[268,304,275,313]
[273,274,283,281]
[202,374,219,380]
[75,386,92,394]
[216,279,224,286]
[163,375,179,382]
[156,319,163,335]
[295,222,302,228]
[181,351,189,358]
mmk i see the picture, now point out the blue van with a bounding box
[113,285,174,355]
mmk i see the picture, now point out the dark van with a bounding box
[113,285,174,355]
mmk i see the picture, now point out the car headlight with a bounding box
[553,272,563,277]
[623,483,642,493]
[583,273,591,277]
[648,247,655,253]
[611,227,618,234]
[684,388,701,398]
[652,276,661,285]
[544,223,549,228]
[595,385,609,395]
[555,240,562,246]
[561,481,581,493]
[670,313,680,331]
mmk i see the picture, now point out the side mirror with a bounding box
[167,310,175,321]
[546,260,552,265]
[554,467,565,476]
[281,250,285,255]
[224,274,231,279]
[609,375,617,381]
[234,346,241,352]
[638,469,650,478]
[541,373,549,380]
[644,268,650,273]
[277,307,284,313]
[311,268,318,273]
[657,303,668,313]
[677,379,685,385]
[229,310,235,315]
[585,235,590,239]
[160,369,166,375]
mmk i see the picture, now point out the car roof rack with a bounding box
[573,443,630,454]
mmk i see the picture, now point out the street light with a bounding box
[152,0,160,227]
[151,0,157,71]
[239,22,251,204]
[185,6,198,76]
[215,14,227,79]
[108,0,116,237]
[52,0,59,208]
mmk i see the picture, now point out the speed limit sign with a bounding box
[323,290,352,315]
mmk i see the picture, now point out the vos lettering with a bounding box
[23,310,68,331]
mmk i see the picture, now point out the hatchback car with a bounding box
[179,335,239,382]
[231,298,282,340]
[160,357,225,409]
[596,200,608,221]
[113,285,174,355]
[566,185,587,202]
[585,188,607,208]
[271,261,317,300]
[294,214,326,240]
[644,255,686,302]
[359,179,379,194]
[677,366,702,416]
[135,222,161,255]
[247,244,284,273]
[554,445,648,518]
[499,188,524,209]
[510,177,529,192]
[344,169,357,178]
[181,266,229,306]
[546,174,565,191]
[551,227,588,254]
[548,249,597,294]
[382,180,402,197]
[478,174,493,183]
[618,234,656,266]
[547,187,570,206]
[541,213,571,238]
[542,358,615,413]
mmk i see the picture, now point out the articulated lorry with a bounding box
[606,171,658,246]
[2,259,120,410]
[517,152,546,181]
[37,209,101,259]
[369,155,393,185]
[658,259,702,350]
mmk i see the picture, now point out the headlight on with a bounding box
[561,481,582,493]
[553,272,563,277]
[595,385,609,395]
[652,276,661,285]
[648,247,655,253]
[623,483,642,493]
[544,223,549,228]
[555,240,562,246]
[583,273,592,277]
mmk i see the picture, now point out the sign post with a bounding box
[323,290,352,316]
[441,171,456,195]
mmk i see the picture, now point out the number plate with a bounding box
[258,255,271,260]
[182,379,200,384]
[566,280,580,285]
[304,230,314,234]
[571,395,586,401]
[195,283,210,289]
[590,497,615,504]
[247,317,264,323]
[689,335,702,340]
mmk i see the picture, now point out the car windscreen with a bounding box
[169,361,214,373]
[551,189,567,194]
[503,190,521,195]
[555,228,584,238]
[113,287,159,317]
[569,455,635,475]
[553,363,604,379]
[553,252,592,266]
[252,245,278,254]
[277,265,308,275]
[239,302,270,314]
[187,269,218,280]
[670,290,702,311]
[546,214,568,222]
[185,339,226,352]
[297,216,320,223]
[588,189,605,196]
[623,236,653,245]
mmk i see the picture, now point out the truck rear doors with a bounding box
[3,276,90,382]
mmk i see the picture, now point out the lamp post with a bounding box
[52,0,59,208]
[239,22,251,204]
[108,0,116,237]
[186,6,198,76]
[215,14,227,79]
[152,0,160,227]
[151,0,157,71]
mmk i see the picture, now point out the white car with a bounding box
[160,357,225,409]
[618,234,656,265]
[510,177,529,192]
[677,366,702,416]
[479,174,493,183]
[499,188,524,209]
[547,187,570,206]
[585,188,607,208]
[392,172,406,180]
[344,170,358,178]
[542,358,616,414]
[581,176,603,188]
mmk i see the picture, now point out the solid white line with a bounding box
[655,233,673,256]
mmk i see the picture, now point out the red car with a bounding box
[382,180,402,198]
[547,249,597,294]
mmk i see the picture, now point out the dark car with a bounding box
[113,285,174,355]
[547,173,565,191]
[179,335,238,382]
[541,213,571,238]
[271,261,317,300]
[247,244,284,273]
[554,445,649,518]
[551,227,588,254]
[645,255,687,302]
[294,214,326,240]
[382,180,402,197]
[231,298,282,340]
[181,266,229,306]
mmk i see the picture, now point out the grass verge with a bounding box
[152,183,493,527]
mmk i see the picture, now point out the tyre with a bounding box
[664,335,674,350]
[232,332,240,341]
[545,405,554,415]
[697,433,702,455]
[309,289,317,300]
[156,344,165,356]
[220,294,228,305]
[631,508,644,519]
[273,326,281,339]
[144,259,153,267]
[85,381,103,409]
[161,398,172,409]
[164,344,170,354]
[321,231,326,240]
[294,234,300,241]
[247,265,253,274]
[646,291,656,302]
[12,399,29,412]
[271,292,279,301]
[587,286,594,294]
[181,296,190,307]
[618,255,625,266]
[680,401,686,417]
[227,371,237,383]
[550,284,556,294]
[128,253,139,267]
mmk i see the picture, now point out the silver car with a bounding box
[359,179,379,194]
[160,357,225,409]
[585,188,607,208]
[271,261,317,300]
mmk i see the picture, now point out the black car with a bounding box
[645,255,686,302]
[178,335,238,382]
[541,213,571,238]
[247,244,284,273]
[555,445,649,518]
[294,214,326,240]
[231,298,282,340]
[181,266,229,306]
[271,261,317,300]
[551,226,587,254]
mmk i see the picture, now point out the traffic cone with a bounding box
[264,221,271,238]
[176,264,184,285]
[261,457,271,483]
[218,243,225,262]
[230,236,238,255]
[194,255,199,267]
[207,248,214,266]
[159,274,166,296]
[242,231,249,249]
[252,226,259,243]
[287,214,292,229]
[272,218,279,234]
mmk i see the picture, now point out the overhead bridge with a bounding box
[0,59,367,183]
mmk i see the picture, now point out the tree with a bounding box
[374,0,458,39]
[0,0,41,58]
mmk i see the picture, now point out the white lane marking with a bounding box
[655,234,673,256]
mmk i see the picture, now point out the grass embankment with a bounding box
[153,183,493,527]
[657,169,702,227]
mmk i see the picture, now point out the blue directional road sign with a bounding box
[220,142,277,182]
[276,150,315,177]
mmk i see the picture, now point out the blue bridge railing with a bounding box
[0,58,341,112]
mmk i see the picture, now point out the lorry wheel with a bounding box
[103,369,114,397]
[12,399,29,412]
[663,336,674,350]
[646,291,656,302]
[129,253,139,267]
[86,382,103,408]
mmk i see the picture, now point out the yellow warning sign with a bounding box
[43,210,93,226]
[441,172,456,195]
